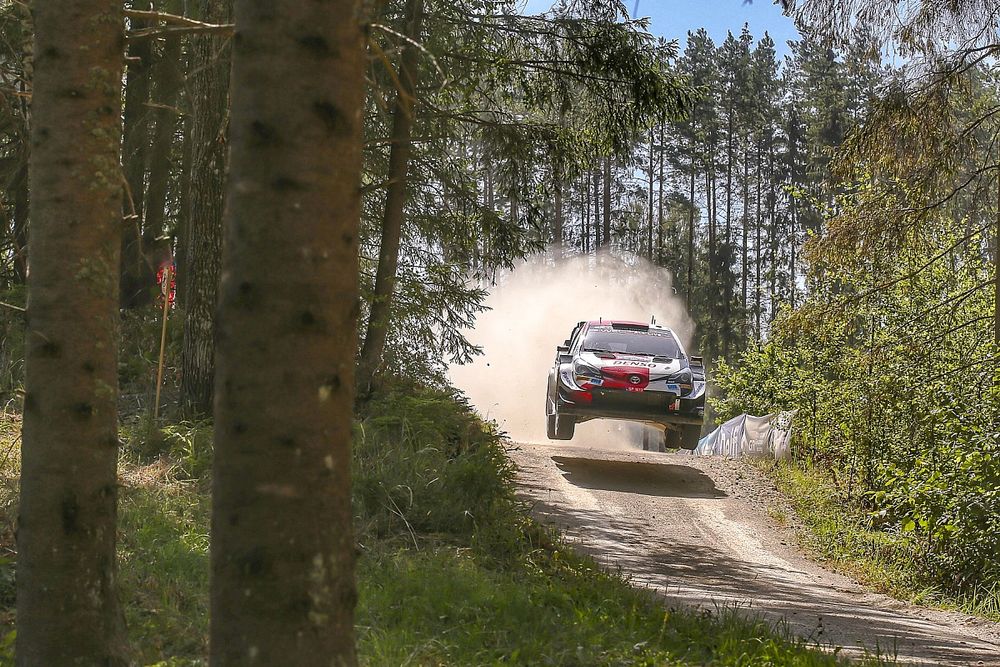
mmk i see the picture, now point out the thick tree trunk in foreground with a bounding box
[356,0,423,395]
[181,0,231,417]
[210,0,365,663]
[17,1,128,664]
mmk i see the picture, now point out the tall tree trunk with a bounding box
[657,122,665,266]
[17,1,128,663]
[356,0,424,395]
[647,128,654,261]
[593,169,600,251]
[120,3,154,308]
[790,193,797,309]
[687,149,695,308]
[211,0,365,662]
[181,0,232,417]
[554,177,563,250]
[602,157,611,247]
[10,162,27,283]
[742,141,750,334]
[707,164,715,282]
[755,139,763,339]
[583,173,590,254]
[995,170,1000,345]
[174,107,195,307]
[142,10,185,290]
[768,141,777,321]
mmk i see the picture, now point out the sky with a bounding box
[521,0,801,56]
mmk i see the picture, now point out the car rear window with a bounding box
[582,327,680,357]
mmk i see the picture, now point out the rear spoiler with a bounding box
[689,355,704,369]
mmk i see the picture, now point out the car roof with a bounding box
[587,319,647,327]
[585,320,675,334]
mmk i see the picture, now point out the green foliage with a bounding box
[761,460,1000,620]
[358,545,865,666]
[712,215,1000,604]
[354,383,518,555]
[160,421,214,480]
[117,472,211,663]
[0,386,871,664]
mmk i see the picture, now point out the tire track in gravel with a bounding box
[511,441,1000,666]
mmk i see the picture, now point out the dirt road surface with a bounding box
[510,441,1000,666]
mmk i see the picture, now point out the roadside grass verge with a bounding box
[756,460,1000,622]
[0,386,888,665]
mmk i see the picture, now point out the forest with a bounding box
[0,0,998,664]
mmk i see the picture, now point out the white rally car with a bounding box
[545,319,705,449]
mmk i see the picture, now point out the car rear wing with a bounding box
[690,356,704,369]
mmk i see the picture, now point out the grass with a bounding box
[755,460,1000,622]
[0,384,890,665]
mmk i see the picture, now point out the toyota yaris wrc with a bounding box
[545,320,706,449]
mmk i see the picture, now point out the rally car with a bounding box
[545,319,705,449]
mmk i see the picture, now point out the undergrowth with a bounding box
[0,382,887,665]
[757,460,1000,622]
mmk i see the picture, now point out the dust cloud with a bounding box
[449,250,694,448]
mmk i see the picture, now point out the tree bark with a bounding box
[120,3,154,308]
[995,169,1000,345]
[687,148,695,308]
[554,177,563,250]
[593,169,601,253]
[142,8,185,288]
[602,157,611,247]
[657,122,665,266]
[181,0,232,417]
[210,0,365,663]
[17,1,128,663]
[647,128,654,261]
[755,139,763,339]
[356,0,424,395]
[9,161,27,284]
[742,140,750,331]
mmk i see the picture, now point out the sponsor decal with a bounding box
[611,360,656,367]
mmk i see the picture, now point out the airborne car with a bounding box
[545,320,705,449]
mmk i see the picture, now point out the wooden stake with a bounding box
[154,264,171,420]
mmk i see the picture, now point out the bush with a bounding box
[353,383,519,557]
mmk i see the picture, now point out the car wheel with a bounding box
[546,413,557,439]
[553,414,575,440]
[678,424,701,450]
[642,427,665,452]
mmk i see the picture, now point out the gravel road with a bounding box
[510,441,1000,666]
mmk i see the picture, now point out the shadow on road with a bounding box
[513,447,1000,665]
[551,456,727,499]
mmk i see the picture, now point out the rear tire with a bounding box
[664,428,681,449]
[678,424,701,450]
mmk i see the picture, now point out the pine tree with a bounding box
[180,0,232,417]
[210,0,365,661]
[17,1,128,662]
